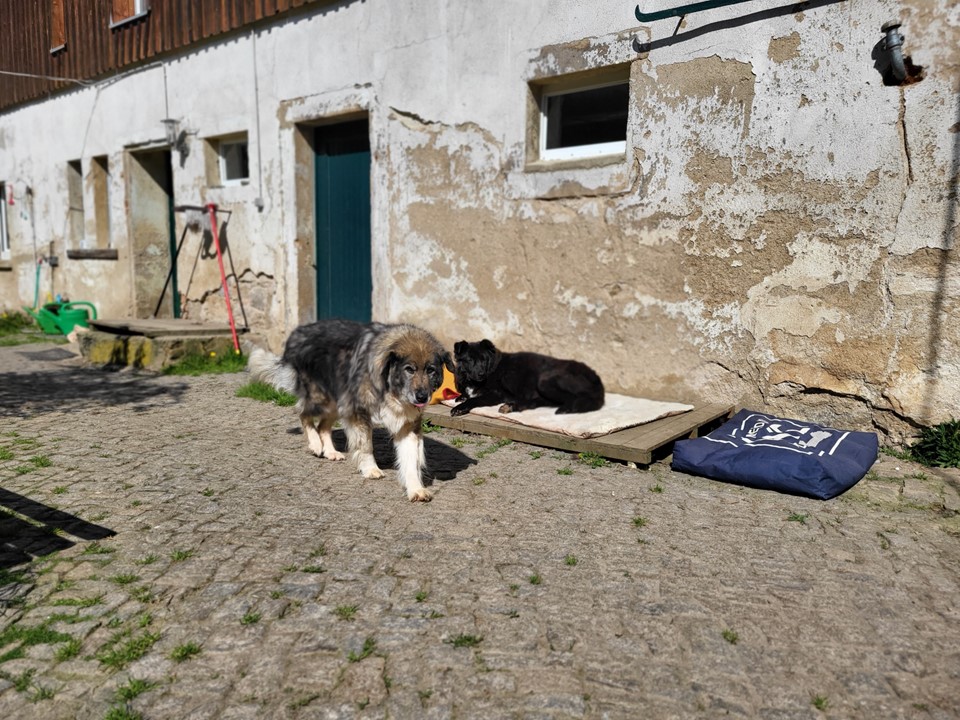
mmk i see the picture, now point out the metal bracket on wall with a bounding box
[635,0,758,22]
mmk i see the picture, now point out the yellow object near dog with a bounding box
[430,366,459,404]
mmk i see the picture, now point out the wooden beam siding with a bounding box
[0,0,335,112]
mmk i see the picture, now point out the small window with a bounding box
[67,160,84,248]
[218,139,250,185]
[51,0,66,52]
[92,156,111,249]
[111,0,150,27]
[539,80,629,161]
[0,183,10,260]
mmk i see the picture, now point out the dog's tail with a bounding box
[247,347,298,394]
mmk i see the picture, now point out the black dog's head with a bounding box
[453,339,500,396]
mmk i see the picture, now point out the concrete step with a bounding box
[77,327,242,371]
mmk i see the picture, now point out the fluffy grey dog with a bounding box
[248,319,451,502]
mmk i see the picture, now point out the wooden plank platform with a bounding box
[89,318,246,338]
[423,402,734,466]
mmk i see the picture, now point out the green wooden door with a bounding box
[315,120,372,322]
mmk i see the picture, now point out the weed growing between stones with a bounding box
[347,636,376,662]
[96,630,161,670]
[170,642,202,662]
[334,605,358,621]
[0,622,73,663]
[446,634,482,649]
[909,419,960,468]
[722,629,739,644]
[163,351,246,376]
[787,512,809,524]
[475,438,513,459]
[235,381,297,406]
[578,451,608,468]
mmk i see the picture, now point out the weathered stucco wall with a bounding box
[0,0,957,442]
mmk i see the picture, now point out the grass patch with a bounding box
[564,554,578,566]
[235,381,298,406]
[578,451,608,468]
[240,611,261,626]
[0,448,13,460]
[475,438,513,459]
[97,631,161,670]
[811,695,829,711]
[334,605,358,621]
[115,677,158,702]
[909,419,960,468]
[786,512,809,524]
[51,595,103,608]
[55,637,83,661]
[446,634,482,648]
[415,591,428,603]
[0,311,36,335]
[557,467,573,476]
[0,623,73,660]
[109,573,140,586]
[170,641,202,662]
[528,573,542,585]
[163,350,246,376]
[632,516,648,528]
[82,541,115,555]
[104,706,144,720]
[721,629,739,644]
[347,636,376,662]
[0,310,64,346]
[170,549,193,562]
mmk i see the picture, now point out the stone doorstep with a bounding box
[77,329,240,371]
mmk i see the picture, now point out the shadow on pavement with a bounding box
[0,356,189,418]
[0,487,116,572]
[286,427,477,482]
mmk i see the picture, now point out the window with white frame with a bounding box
[0,183,10,260]
[218,137,250,185]
[536,77,629,162]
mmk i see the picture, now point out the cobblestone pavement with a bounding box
[0,342,958,720]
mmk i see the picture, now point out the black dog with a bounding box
[450,339,604,417]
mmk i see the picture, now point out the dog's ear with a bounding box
[381,351,398,391]
[454,340,467,356]
[441,351,454,373]
[478,339,499,374]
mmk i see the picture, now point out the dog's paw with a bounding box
[359,459,385,479]
[450,404,468,417]
[498,403,515,414]
[408,487,433,502]
[324,449,346,461]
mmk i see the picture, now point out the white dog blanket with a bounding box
[443,393,694,439]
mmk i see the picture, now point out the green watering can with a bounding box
[24,301,98,335]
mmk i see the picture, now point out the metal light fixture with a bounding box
[162,118,181,145]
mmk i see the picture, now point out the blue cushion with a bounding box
[671,409,878,500]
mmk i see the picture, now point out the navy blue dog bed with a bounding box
[671,409,878,500]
